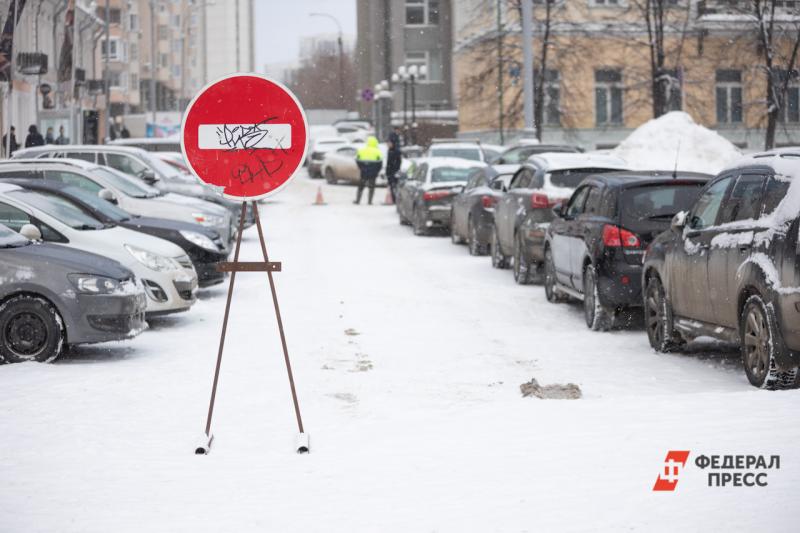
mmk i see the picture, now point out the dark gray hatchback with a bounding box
[643,149,800,389]
[0,224,146,364]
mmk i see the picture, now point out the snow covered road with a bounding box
[1,171,798,532]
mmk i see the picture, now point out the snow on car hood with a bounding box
[157,193,229,215]
[108,225,186,259]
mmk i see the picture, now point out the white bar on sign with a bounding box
[197,123,292,150]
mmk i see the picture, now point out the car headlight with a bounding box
[124,244,180,272]
[192,212,225,227]
[67,274,121,294]
[179,230,220,252]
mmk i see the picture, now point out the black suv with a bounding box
[544,171,710,330]
[643,149,800,390]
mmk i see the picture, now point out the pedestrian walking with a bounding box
[2,126,19,157]
[24,125,45,148]
[55,126,68,145]
[45,127,55,144]
[121,124,131,138]
[386,125,403,203]
[354,136,383,205]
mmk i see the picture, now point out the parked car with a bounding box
[481,143,505,164]
[107,137,181,152]
[491,153,629,283]
[7,179,228,287]
[642,149,800,389]
[307,137,350,178]
[0,183,198,316]
[321,142,412,186]
[491,141,583,166]
[543,171,710,330]
[396,157,487,236]
[0,223,146,364]
[10,144,247,231]
[0,159,233,243]
[449,167,513,255]
[426,139,492,163]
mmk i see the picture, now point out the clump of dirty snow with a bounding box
[520,378,582,399]
[612,111,741,174]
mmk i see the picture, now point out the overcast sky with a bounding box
[254,0,357,68]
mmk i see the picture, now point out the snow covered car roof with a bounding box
[0,182,23,193]
[528,152,629,172]
[416,157,488,169]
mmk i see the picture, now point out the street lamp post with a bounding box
[309,12,345,109]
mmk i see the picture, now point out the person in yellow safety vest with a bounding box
[354,136,383,205]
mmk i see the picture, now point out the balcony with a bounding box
[16,52,47,75]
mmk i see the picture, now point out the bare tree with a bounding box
[288,47,356,111]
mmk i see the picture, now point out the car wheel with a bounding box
[412,207,427,236]
[324,167,338,185]
[513,233,531,285]
[491,226,509,269]
[583,265,615,331]
[544,248,565,303]
[468,217,488,256]
[450,212,464,244]
[644,276,684,352]
[740,294,798,390]
[0,295,65,364]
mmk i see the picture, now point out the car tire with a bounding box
[583,265,615,331]
[544,248,565,303]
[513,233,531,285]
[491,226,510,269]
[450,212,464,244]
[740,294,798,390]
[468,217,488,256]
[412,206,427,236]
[324,168,338,185]
[644,275,684,352]
[0,295,65,364]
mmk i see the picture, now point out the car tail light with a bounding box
[423,190,451,201]
[602,224,641,248]
[531,193,552,209]
[481,195,496,208]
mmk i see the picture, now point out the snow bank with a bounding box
[612,111,741,174]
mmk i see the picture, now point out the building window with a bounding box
[777,69,800,123]
[171,39,182,53]
[130,72,138,90]
[171,14,181,28]
[101,38,124,61]
[160,53,169,68]
[664,68,682,112]
[129,43,138,61]
[108,71,124,88]
[595,69,623,125]
[172,65,181,78]
[543,69,560,125]
[405,51,428,81]
[129,13,139,31]
[158,24,169,40]
[716,69,743,124]
[590,0,621,5]
[406,0,439,26]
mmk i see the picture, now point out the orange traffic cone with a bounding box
[382,187,394,206]
[313,185,326,206]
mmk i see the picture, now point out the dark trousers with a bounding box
[355,176,376,204]
[387,176,398,203]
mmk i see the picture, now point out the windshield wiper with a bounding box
[640,213,676,220]
[74,224,103,230]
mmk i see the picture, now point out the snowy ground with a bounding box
[1,170,798,532]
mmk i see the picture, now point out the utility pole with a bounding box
[104,0,111,140]
[521,0,535,135]
[6,0,17,157]
[496,0,504,145]
[149,0,157,133]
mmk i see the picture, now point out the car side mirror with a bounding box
[98,188,118,204]
[552,202,564,218]
[141,169,157,184]
[453,184,465,194]
[671,211,687,233]
[19,223,42,241]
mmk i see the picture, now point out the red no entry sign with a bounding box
[181,73,309,200]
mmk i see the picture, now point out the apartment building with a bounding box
[453,0,800,150]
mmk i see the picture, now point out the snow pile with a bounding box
[612,111,741,174]
[520,378,582,399]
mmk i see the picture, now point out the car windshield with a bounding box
[62,185,132,223]
[546,168,618,189]
[0,223,29,248]
[429,148,481,161]
[92,166,161,198]
[140,151,183,180]
[620,183,705,230]
[431,167,478,183]
[8,190,107,230]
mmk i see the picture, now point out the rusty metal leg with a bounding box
[252,201,305,435]
[202,203,248,439]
